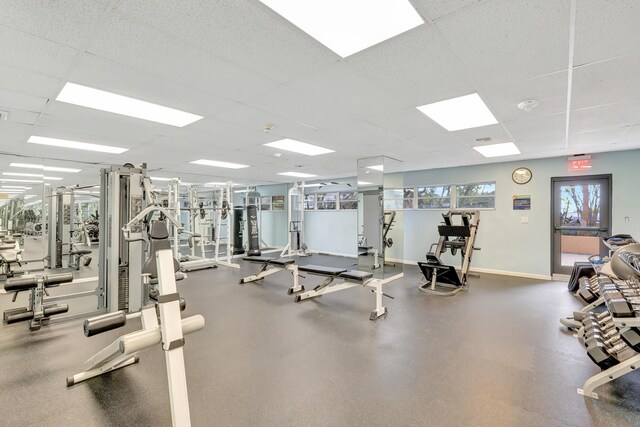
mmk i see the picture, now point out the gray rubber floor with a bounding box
[1,253,639,426]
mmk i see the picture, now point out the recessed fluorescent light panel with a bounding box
[417,93,498,132]
[358,181,372,185]
[473,142,521,158]
[2,172,62,180]
[278,172,317,178]
[28,136,128,154]
[259,0,423,57]
[2,186,32,189]
[303,183,323,188]
[10,163,81,173]
[150,177,174,182]
[190,159,249,169]
[0,179,44,183]
[367,165,384,171]
[56,82,203,127]
[264,139,334,156]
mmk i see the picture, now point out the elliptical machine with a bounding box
[418,210,480,296]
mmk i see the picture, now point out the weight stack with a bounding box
[233,207,245,255]
[246,204,261,256]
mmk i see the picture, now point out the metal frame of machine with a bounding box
[418,210,480,296]
[280,182,310,258]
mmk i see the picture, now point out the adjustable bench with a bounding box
[3,272,73,330]
[293,264,392,320]
[239,256,304,294]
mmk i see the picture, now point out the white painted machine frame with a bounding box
[281,182,310,258]
[239,260,304,294]
[67,250,205,427]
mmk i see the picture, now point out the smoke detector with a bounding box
[0,111,8,121]
[517,99,540,112]
[263,123,274,133]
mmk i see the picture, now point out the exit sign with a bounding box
[568,155,592,172]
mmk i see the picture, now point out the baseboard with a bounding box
[387,257,552,281]
[309,249,358,259]
[307,254,553,281]
[469,267,552,281]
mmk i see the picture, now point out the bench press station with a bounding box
[293,264,393,320]
[239,256,305,295]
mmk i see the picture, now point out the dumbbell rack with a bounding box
[577,272,640,399]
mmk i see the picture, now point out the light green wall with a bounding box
[302,149,640,277]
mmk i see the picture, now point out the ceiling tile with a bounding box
[0,63,62,98]
[365,108,451,140]
[0,89,48,112]
[574,0,640,65]
[504,112,566,147]
[87,11,281,102]
[571,54,640,110]
[570,102,640,136]
[436,0,569,88]
[348,23,473,107]
[0,25,78,77]
[37,102,162,143]
[0,0,108,49]
[67,53,239,119]
[451,123,513,147]
[410,0,484,21]
[483,71,567,123]
[117,0,339,83]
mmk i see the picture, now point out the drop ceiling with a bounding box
[0,0,639,190]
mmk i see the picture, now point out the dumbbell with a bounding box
[582,312,613,329]
[620,327,640,352]
[586,338,635,370]
[580,323,617,345]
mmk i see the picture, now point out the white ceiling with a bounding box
[0,0,639,189]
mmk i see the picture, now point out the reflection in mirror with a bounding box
[357,156,404,281]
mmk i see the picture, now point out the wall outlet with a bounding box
[521,216,529,224]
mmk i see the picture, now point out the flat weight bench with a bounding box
[293,264,392,320]
[239,256,304,294]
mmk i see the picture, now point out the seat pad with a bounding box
[298,264,347,276]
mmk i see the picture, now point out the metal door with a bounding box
[551,175,611,275]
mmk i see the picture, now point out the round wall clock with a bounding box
[512,167,532,184]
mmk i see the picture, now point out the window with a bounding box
[260,196,271,211]
[316,192,337,210]
[383,189,402,210]
[272,195,285,211]
[304,194,316,210]
[417,185,452,210]
[339,191,358,210]
[455,182,495,209]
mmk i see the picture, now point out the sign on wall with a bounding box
[513,195,531,210]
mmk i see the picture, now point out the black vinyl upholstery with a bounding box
[143,220,180,278]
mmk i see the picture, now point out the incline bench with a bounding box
[239,256,304,294]
[294,264,393,320]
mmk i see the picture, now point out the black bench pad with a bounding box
[298,264,347,276]
[339,270,373,281]
[268,258,295,266]
[243,256,276,263]
[71,249,92,256]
